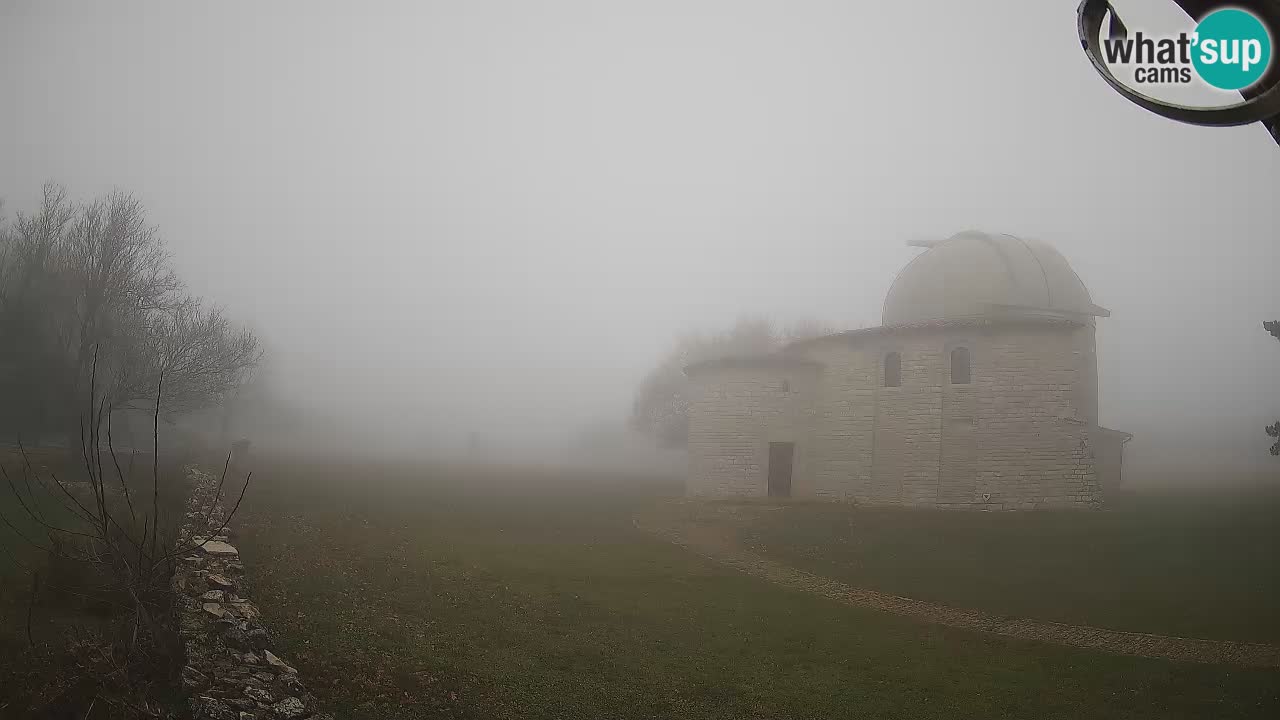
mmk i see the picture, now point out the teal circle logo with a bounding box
[1192,8,1272,90]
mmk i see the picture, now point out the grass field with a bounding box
[735,486,1280,644]
[228,457,1280,720]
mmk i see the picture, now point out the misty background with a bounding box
[2,0,1276,473]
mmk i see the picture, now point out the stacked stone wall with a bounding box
[173,466,329,720]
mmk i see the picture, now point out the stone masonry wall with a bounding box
[802,341,878,501]
[961,325,1101,508]
[686,366,819,497]
[686,322,1103,509]
[173,466,329,720]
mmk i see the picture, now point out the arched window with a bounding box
[883,352,901,387]
[950,347,971,385]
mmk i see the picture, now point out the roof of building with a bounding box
[1094,425,1135,441]
[688,231,1107,376]
[690,316,1086,375]
[882,231,1109,326]
[782,316,1085,351]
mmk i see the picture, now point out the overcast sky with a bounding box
[2,0,1277,468]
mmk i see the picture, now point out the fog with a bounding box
[2,0,1277,473]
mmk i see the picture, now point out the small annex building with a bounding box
[684,231,1131,509]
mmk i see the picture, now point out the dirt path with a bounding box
[634,503,1280,669]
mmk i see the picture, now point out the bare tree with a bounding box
[0,186,79,439]
[0,184,260,441]
[0,354,252,716]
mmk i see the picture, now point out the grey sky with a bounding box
[2,0,1277,468]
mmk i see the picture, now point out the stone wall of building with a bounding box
[685,321,1104,508]
[800,339,878,501]
[953,323,1101,509]
[686,364,819,497]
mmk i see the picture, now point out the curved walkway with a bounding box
[634,507,1280,669]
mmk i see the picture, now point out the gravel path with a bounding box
[634,504,1280,669]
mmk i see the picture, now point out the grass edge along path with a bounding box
[633,504,1280,669]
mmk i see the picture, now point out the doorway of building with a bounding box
[767,442,794,498]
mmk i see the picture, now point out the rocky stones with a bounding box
[207,573,236,590]
[246,626,271,650]
[202,540,240,557]
[177,465,321,719]
[244,686,276,704]
[263,649,297,674]
[226,600,259,619]
[278,674,306,696]
[192,696,238,720]
[207,568,235,586]
[183,666,211,693]
[221,624,250,650]
[269,697,307,720]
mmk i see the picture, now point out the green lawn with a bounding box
[231,457,1280,720]
[736,488,1280,644]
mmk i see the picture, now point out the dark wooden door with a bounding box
[767,442,794,498]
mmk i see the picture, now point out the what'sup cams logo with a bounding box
[1100,7,1273,90]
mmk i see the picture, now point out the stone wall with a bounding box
[173,466,329,720]
[686,365,820,497]
[685,320,1104,509]
[804,339,878,501]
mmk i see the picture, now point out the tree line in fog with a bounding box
[0,184,259,444]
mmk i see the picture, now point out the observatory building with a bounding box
[685,231,1130,509]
